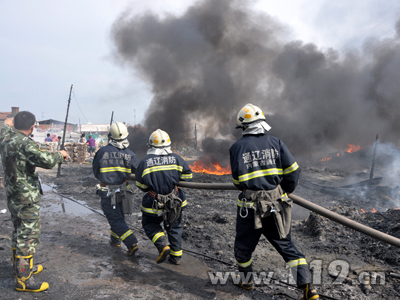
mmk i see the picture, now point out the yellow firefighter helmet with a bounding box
[236,103,265,128]
[149,129,171,147]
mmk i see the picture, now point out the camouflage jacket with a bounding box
[0,124,63,204]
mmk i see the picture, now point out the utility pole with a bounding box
[194,123,197,149]
[57,84,73,177]
[108,111,114,144]
[370,134,379,182]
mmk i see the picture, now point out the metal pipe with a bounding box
[129,174,400,248]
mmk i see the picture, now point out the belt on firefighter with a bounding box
[150,186,179,214]
[97,181,130,209]
[100,180,129,188]
[99,181,130,190]
[149,186,178,200]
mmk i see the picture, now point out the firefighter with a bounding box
[135,129,192,265]
[229,104,319,300]
[92,122,140,256]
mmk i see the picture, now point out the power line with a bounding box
[349,9,400,45]
[72,89,89,123]
[360,35,400,61]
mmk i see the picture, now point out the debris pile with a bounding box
[64,143,87,164]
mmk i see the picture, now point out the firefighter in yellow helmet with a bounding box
[135,129,193,265]
[230,104,319,300]
[92,122,140,256]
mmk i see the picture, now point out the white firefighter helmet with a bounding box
[149,129,171,147]
[109,122,129,140]
[236,103,266,128]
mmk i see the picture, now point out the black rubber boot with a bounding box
[126,244,139,256]
[233,270,253,290]
[109,239,121,248]
[15,255,49,292]
[299,283,319,300]
[168,256,181,265]
[12,248,43,275]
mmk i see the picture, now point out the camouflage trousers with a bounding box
[7,198,41,256]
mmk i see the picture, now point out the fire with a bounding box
[320,145,361,161]
[320,156,332,162]
[346,144,361,153]
[190,156,231,175]
[362,207,399,213]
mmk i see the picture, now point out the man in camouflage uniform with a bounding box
[0,111,68,292]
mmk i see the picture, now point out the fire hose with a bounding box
[129,174,400,249]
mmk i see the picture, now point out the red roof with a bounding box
[0,112,12,120]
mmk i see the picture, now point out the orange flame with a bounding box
[320,156,332,162]
[394,207,399,210]
[190,156,231,175]
[346,144,361,153]
[361,209,366,213]
[371,208,377,213]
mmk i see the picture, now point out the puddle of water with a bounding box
[41,197,96,216]
[41,184,99,216]
[41,183,55,192]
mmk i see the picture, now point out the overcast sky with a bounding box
[1,0,399,126]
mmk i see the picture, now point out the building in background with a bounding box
[0,107,19,129]
[79,124,110,140]
[36,119,76,133]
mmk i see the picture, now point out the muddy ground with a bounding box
[1,152,400,299]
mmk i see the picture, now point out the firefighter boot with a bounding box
[168,255,181,265]
[299,283,319,300]
[126,244,139,256]
[156,245,171,264]
[233,271,253,290]
[12,248,43,275]
[109,239,121,248]
[14,255,49,292]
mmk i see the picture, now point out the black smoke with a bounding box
[112,0,400,159]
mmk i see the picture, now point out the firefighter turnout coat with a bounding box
[93,144,139,189]
[229,134,300,194]
[135,153,193,216]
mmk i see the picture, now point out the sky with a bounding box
[1,0,399,126]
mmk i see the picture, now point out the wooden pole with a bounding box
[57,84,73,177]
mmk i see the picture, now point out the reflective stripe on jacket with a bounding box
[135,152,192,216]
[92,144,140,189]
[229,134,300,193]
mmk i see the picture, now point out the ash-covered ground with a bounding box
[1,150,400,299]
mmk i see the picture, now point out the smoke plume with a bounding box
[111,0,400,159]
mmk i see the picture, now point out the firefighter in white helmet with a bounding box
[135,129,193,265]
[230,104,319,300]
[92,121,140,256]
